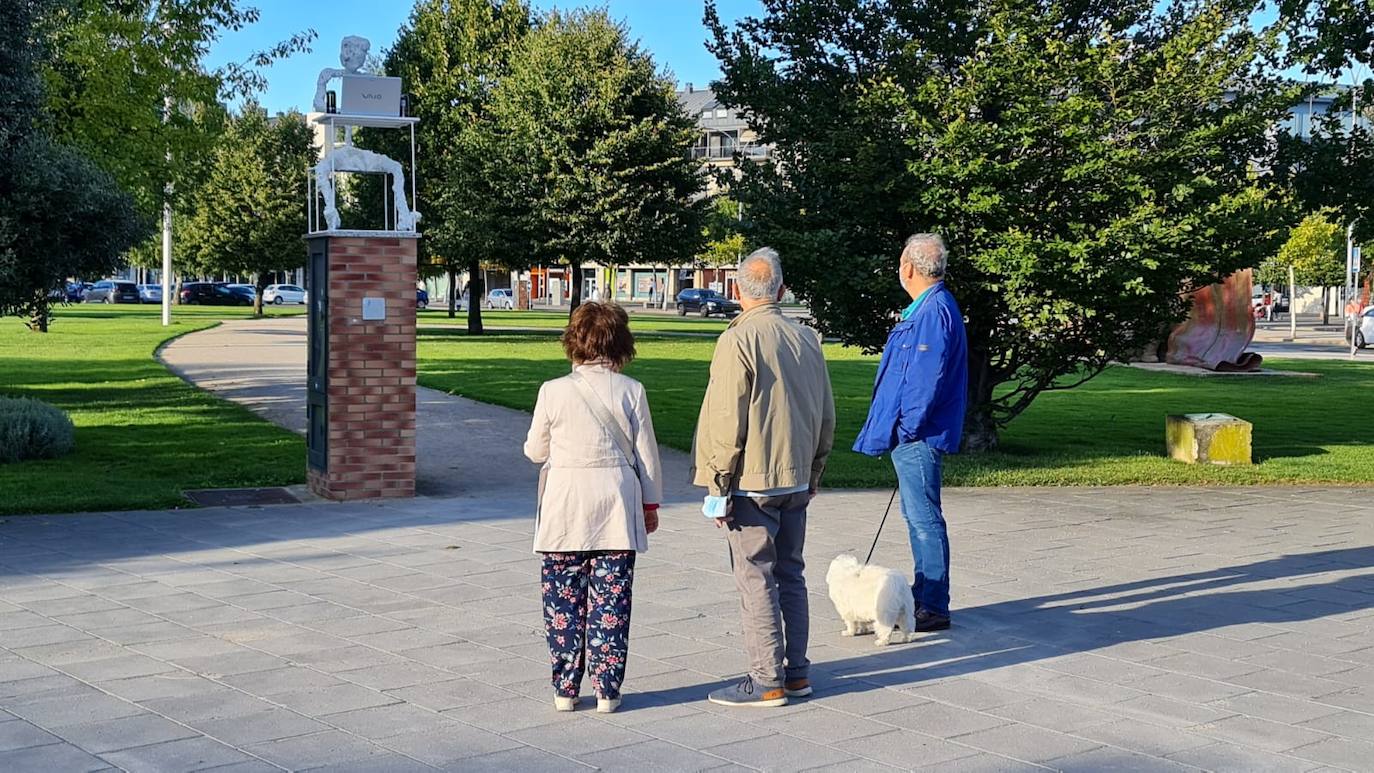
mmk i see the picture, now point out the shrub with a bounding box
[0,397,75,463]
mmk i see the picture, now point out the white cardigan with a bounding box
[523,363,664,553]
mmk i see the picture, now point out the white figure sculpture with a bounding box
[312,36,420,232]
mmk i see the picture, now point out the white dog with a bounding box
[826,554,916,646]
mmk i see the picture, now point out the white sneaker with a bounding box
[597,697,621,714]
[554,696,579,712]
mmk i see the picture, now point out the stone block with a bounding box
[1166,413,1252,465]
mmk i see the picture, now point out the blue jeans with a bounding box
[891,440,950,616]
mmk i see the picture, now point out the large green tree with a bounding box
[708,0,1297,450]
[184,105,315,317]
[0,0,146,332]
[1260,211,1351,324]
[487,8,706,314]
[360,0,529,334]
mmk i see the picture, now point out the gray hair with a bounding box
[737,247,784,300]
[900,233,947,279]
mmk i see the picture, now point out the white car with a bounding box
[487,288,515,309]
[1351,306,1374,349]
[263,284,307,305]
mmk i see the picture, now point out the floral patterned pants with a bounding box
[540,551,636,699]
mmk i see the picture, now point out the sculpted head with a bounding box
[340,36,370,72]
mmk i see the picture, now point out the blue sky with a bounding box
[206,1,763,114]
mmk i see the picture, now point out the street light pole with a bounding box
[160,93,173,327]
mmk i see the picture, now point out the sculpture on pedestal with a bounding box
[311,36,420,233]
[1163,270,1263,371]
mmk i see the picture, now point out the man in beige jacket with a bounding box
[694,247,835,707]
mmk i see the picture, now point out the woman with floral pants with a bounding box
[524,303,663,713]
[542,551,635,704]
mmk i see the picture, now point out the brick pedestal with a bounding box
[305,233,418,500]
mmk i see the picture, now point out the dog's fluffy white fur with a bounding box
[826,554,916,646]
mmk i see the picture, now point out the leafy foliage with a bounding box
[0,396,75,463]
[486,8,707,311]
[1262,212,1348,287]
[699,197,747,269]
[0,0,147,332]
[183,104,316,316]
[708,0,1297,449]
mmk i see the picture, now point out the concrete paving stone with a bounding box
[901,678,1030,712]
[577,739,733,772]
[1312,685,1374,713]
[702,729,859,771]
[0,741,111,772]
[141,688,277,722]
[0,623,94,649]
[0,657,60,683]
[441,696,578,734]
[193,708,331,746]
[290,645,407,673]
[1109,694,1239,729]
[1190,714,1336,754]
[1049,747,1203,772]
[230,590,317,612]
[1166,741,1320,773]
[304,753,440,772]
[100,736,255,773]
[754,706,894,745]
[320,703,453,740]
[132,636,244,662]
[190,762,280,773]
[9,690,146,727]
[248,632,354,658]
[1125,671,1251,704]
[179,579,277,600]
[869,702,1011,739]
[54,607,166,631]
[51,713,199,754]
[19,595,126,617]
[1285,736,1374,769]
[174,650,293,679]
[1238,649,1361,677]
[160,605,275,628]
[272,683,399,715]
[1075,718,1215,758]
[334,662,455,691]
[385,678,516,712]
[801,760,904,773]
[91,621,202,646]
[379,724,522,766]
[1297,707,1374,738]
[398,642,512,671]
[308,614,415,638]
[267,601,363,625]
[1143,651,1268,681]
[951,722,1103,764]
[98,672,226,703]
[352,628,460,652]
[246,729,396,769]
[0,674,88,703]
[983,698,1118,734]
[1206,690,1343,726]
[0,719,62,752]
[121,591,222,615]
[462,656,549,686]
[12,637,129,665]
[446,745,594,772]
[61,654,179,682]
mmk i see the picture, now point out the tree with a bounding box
[1260,212,1348,324]
[487,8,707,314]
[183,105,315,317]
[0,0,147,332]
[708,0,1296,450]
[361,0,530,334]
[39,0,313,289]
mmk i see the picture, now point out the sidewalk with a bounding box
[3,487,1374,771]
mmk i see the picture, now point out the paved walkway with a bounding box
[157,318,698,504]
[3,487,1374,771]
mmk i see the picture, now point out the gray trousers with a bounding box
[725,491,811,689]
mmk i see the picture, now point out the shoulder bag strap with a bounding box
[568,371,640,477]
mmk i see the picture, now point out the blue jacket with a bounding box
[853,283,968,456]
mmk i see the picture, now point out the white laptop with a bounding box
[340,75,402,116]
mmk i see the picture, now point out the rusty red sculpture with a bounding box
[1165,269,1264,372]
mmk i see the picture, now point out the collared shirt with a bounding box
[901,284,938,321]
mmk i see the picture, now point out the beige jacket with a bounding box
[692,304,836,497]
[524,363,664,553]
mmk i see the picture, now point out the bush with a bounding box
[0,397,75,463]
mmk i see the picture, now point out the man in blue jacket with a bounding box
[853,233,968,632]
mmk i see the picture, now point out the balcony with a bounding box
[690,143,770,161]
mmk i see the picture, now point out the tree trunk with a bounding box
[960,343,999,453]
[569,261,583,315]
[253,274,266,318]
[446,265,457,319]
[1321,286,1330,326]
[28,293,50,333]
[467,258,484,335]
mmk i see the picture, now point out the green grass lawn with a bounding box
[417,329,1374,487]
[0,304,305,515]
[418,308,730,335]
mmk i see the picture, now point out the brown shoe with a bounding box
[784,678,812,698]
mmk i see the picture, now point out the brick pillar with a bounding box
[306,234,418,500]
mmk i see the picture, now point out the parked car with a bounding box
[416,288,429,310]
[486,288,514,310]
[675,288,741,318]
[138,284,162,304]
[84,280,141,304]
[1350,306,1374,349]
[65,282,93,302]
[263,284,307,305]
[181,282,253,306]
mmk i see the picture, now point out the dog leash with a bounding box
[864,487,900,565]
